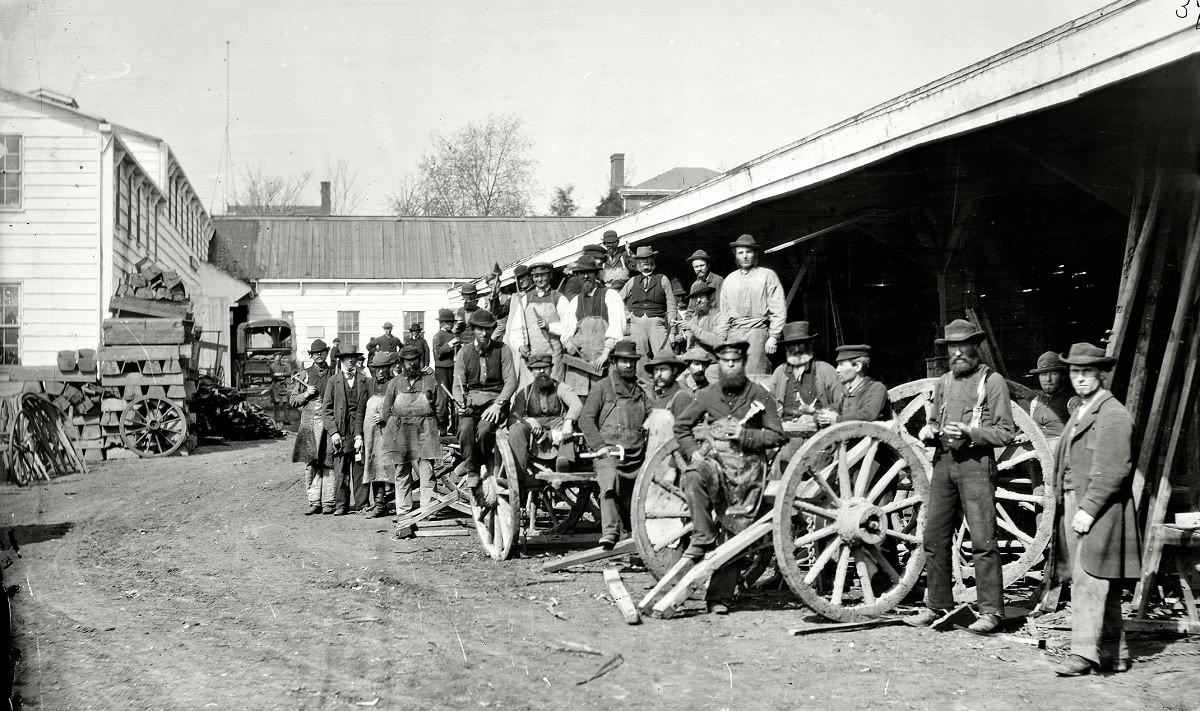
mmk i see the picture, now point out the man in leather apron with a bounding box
[559,257,627,399]
[506,353,584,483]
[291,339,332,515]
[380,344,441,516]
[363,351,398,517]
[578,340,651,549]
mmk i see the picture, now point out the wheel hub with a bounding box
[834,498,887,546]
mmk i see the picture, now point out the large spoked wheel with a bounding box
[120,396,187,458]
[772,421,930,621]
[631,442,693,579]
[471,436,522,561]
[888,378,1056,600]
[524,483,599,536]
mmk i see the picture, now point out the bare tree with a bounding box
[324,156,366,215]
[229,162,313,215]
[548,184,578,216]
[387,114,537,217]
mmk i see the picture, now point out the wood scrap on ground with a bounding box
[542,537,637,573]
[603,568,641,625]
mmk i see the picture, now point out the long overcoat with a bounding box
[1053,390,1141,579]
[321,369,369,469]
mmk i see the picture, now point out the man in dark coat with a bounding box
[405,322,431,371]
[322,348,370,515]
[367,322,402,359]
[642,353,695,460]
[291,339,332,515]
[909,319,1015,633]
[431,309,460,432]
[1051,343,1140,676]
[453,309,518,488]
[687,249,724,308]
[506,353,584,483]
[831,344,889,422]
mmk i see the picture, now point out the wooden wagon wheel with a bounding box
[470,436,522,561]
[887,378,1057,600]
[524,483,597,536]
[8,408,41,486]
[120,396,187,458]
[772,421,930,621]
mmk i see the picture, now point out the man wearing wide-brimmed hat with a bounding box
[322,346,371,515]
[559,244,608,299]
[642,353,695,459]
[432,308,460,433]
[362,351,399,517]
[908,319,1015,633]
[506,352,584,482]
[715,234,786,375]
[769,322,842,425]
[453,283,482,335]
[687,249,723,307]
[1048,343,1139,677]
[453,309,518,488]
[680,281,721,355]
[291,338,334,515]
[559,257,627,398]
[578,339,652,548]
[674,340,785,614]
[619,245,679,372]
[1027,350,1077,438]
[600,229,634,290]
[380,344,441,517]
[679,346,716,393]
[505,262,570,386]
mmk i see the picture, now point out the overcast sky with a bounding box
[1,0,1108,215]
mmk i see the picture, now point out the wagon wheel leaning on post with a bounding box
[772,420,931,621]
[470,433,522,561]
[886,378,1057,601]
[119,395,188,458]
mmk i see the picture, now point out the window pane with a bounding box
[337,311,359,352]
[0,283,17,364]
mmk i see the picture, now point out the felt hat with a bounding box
[1059,342,1116,369]
[399,344,423,361]
[779,321,818,344]
[582,244,607,256]
[461,283,479,297]
[513,264,530,278]
[437,308,456,322]
[835,344,871,362]
[687,249,712,263]
[643,354,686,374]
[308,339,330,354]
[728,234,762,250]
[670,278,687,299]
[467,309,498,329]
[409,322,423,331]
[610,339,640,360]
[335,348,362,360]
[714,341,750,358]
[370,351,398,368]
[631,246,657,259]
[687,281,716,299]
[1027,350,1067,375]
[383,321,394,329]
[525,352,554,369]
[530,262,554,274]
[680,346,715,364]
[570,257,601,273]
[602,229,620,244]
[934,318,986,345]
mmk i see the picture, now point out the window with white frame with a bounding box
[0,283,19,364]
[0,135,22,208]
[337,311,359,353]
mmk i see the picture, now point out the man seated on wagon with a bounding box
[680,346,715,393]
[769,322,843,469]
[675,340,785,614]
[453,308,518,489]
[506,353,584,483]
[643,353,695,457]
[831,344,890,423]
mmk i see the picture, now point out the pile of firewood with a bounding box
[113,257,189,302]
[190,376,284,441]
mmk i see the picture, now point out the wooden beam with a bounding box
[603,568,642,625]
[1107,169,1163,360]
[1123,220,1173,419]
[784,244,819,310]
[541,538,637,573]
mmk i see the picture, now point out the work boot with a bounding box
[706,601,730,615]
[321,506,336,515]
[966,613,1002,635]
[1100,658,1132,673]
[598,534,619,550]
[1053,654,1096,677]
[904,608,946,627]
[683,542,715,560]
[304,505,322,516]
[372,502,390,518]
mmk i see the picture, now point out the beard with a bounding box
[534,373,557,394]
[617,367,638,382]
[653,375,675,391]
[719,370,748,392]
[403,364,422,379]
[690,370,709,387]
[950,354,981,375]
[786,353,812,368]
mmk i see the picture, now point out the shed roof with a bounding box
[211,216,610,281]
[625,167,720,193]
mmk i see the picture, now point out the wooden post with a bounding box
[1107,169,1162,360]
[1122,219,1174,420]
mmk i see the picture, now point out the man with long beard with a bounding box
[559,257,627,398]
[674,340,785,614]
[768,322,843,467]
[578,340,651,549]
[506,353,583,482]
[680,346,715,393]
[291,339,333,516]
[714,234,786,375]
[909,319,1015,633]
[453,309,518,489]
[322,347,370,515]
[380,345,441,516]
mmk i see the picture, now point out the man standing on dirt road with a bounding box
[323,347,370,515]
[380,345,441,517]
[291,339,333,515]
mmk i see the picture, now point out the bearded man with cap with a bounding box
[291,339,333,515]
[454,283,481,335]
[908,319,1015,633]
[380,344,441,516]
[715,234,786,375]
[674,340,785,614]
[681,281,721,354]
[506,353,584,482]
[680,346,716,393]
[559,257,627,398]
[453,308,518,488]
[834,345,890,422]
[506,262,570,386]
[619,246,679,371]
[1027,351,1077,438]
[1049,343,1139,677]
[559,244,608,299]
[322,347,371,515]
[362,351,399,515]
[367,322,402,359]
[600,229,634,290]
[688,249,723,307]
[579,339,651,548]
[432,308,461,432]
[769,322,843,464]
[404,321,431,371]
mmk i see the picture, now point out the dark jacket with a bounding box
[322,369,369,446]
[674,379,785,458]
[839,376,889,422]
[1054,390,1141,579]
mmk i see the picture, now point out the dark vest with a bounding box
[462,342,504,393]
[625,273,668,318]
[575,286,612,321]
[525,385,564,418]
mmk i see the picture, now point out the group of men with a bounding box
[288,227,1141,678]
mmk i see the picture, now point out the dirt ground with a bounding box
[3,438,1198,711]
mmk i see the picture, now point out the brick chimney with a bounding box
[609,153,625,194]
[320,181,331,215]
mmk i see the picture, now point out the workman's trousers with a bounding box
[395,459,435,512]
[594,458,637,539]
[629,314,670,372]
[682,463,738,602]
[332,455,368,513]
[727,326,770,375]
[922,456,1004,615]
[434,368,453,431]
[305,464,336,508]
[1062,490,1129,666]
[459,413,499,483]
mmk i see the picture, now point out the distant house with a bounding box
[0,86,250,374]
[619,166,721,213]
[210,215,608,355]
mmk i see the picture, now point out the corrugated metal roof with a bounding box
[211,216,610,281]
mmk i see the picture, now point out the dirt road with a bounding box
[3,438,1197,710]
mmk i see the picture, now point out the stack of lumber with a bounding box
[112,256,190,303]
[190,375,283,441]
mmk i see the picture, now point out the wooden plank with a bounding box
[98,344,188,361]
[102,318,186,346]
[99,372,185,386]
[414,529,470,537]
[1122,618,1200,634]
[651,517,773,619]
[788,618,905,636]
[1123,220,1173,418]
[144,360,162,375]
[542,538,637,573]
[639,554,696,614]
[101,397,127,412]
[166,385,186,399]
[108,295,192,319]
[1107,168,1162,360]
[603,568,642,625]
[0,366,97,383]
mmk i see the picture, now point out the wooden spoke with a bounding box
[994,508,1035,546]
[854,439,880,498]
[793,524,836,550]
[644,508,690,520]
[830,547,851,606]
[994,488,1044,504]
[856,556,876,603]
[863,545,901,583]
[997,448,1039,471]
[836,442,853,496]
[866,460,906,503]
[792,499,837,519]
[812,465,843,506]
[884,529,921,546]
[880,496,922,514]
[803,538,844,585]
[652,523,693,552]
[651,477,687,503]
